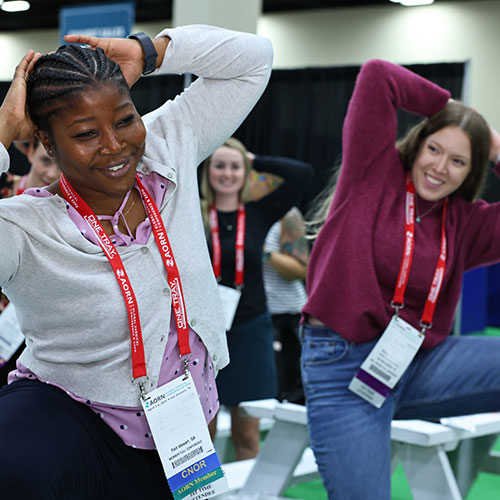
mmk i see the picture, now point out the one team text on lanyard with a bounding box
[59,174,229,499]
[59,173,190,397]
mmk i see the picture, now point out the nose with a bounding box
[434,155,448,174]
[218,166,231,176]
[100,129,125,155]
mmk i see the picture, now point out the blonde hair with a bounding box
[305,163,340,240]
[200,137,253,233]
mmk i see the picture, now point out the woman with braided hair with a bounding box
[0,26,272,499]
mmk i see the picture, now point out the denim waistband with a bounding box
[300,322,347,342]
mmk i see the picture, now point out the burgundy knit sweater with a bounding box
[303,59,500,349]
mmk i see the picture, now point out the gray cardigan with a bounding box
[0,25,273,406]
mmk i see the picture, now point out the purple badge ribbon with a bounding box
[356,369,391,397]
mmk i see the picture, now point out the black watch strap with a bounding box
[128,32,158,75]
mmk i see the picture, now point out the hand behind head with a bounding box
[0,50,40,150]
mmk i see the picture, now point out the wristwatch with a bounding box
[127,32,158,75]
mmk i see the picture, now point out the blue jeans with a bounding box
[300,323,500,500]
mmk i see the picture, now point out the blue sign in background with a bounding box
[59,2,135,45]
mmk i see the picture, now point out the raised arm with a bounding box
[0,50,39,172]
[341,59,450,182]
[67,26,273,168]
[459,126,500,268]
[142,25,273,164]
[63,33,170,88]
[252,155,313,225]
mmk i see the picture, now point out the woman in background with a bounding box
[9,139,60,195]
[201,138,312,459]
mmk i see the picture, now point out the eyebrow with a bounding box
[428,139,470,160]
[68,103,133,127]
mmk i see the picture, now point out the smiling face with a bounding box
[411,126,472,201]
[37,82,146,209]
[208,146,247,200]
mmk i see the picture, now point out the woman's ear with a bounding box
[35,129,54,157]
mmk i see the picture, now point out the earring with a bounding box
[48,148,54,156]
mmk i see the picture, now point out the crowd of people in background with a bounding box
[1,22,500,500]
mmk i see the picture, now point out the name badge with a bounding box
[217,284,241,331]
[142,372,228,499]
[0,303,25,366]
[348,315,424,408]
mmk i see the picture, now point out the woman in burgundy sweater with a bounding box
[302,59,500,499]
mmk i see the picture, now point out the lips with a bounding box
[424,173,444,188]
[98,158,133,179]
[108,164,125,172]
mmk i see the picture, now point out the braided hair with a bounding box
[27,44,128,133]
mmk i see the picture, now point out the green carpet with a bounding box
[282,327,500,499]
[283,458,500,499]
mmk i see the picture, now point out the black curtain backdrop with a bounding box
[0,62,466,209]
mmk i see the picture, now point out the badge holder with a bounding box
[141,358,229,499]
[349,173,447,409]
[59,173,229,499]
[349,304,427,408]
[217,283,242,331]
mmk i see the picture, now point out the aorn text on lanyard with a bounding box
[59,173,191,398]
[392,173,448,333]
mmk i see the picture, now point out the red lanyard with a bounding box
[209,204,246,288]
[59,174,191,385]
[392,173,447,331]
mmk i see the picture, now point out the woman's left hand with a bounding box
[63,34,169,88]
[64,35,144,87]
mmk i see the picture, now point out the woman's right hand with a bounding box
[0,50,39,151]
